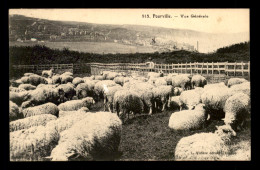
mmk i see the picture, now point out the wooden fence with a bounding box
[11,61,250,81]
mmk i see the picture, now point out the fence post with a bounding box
[241,61,244,76]
[217,62,220,75]
[185,62,187,74]
[201,62,204,74]
[190,62,192,75]
[248,61,250,79]
[212,62,214,75]
[234,62,237,76]
[206,62,208,75]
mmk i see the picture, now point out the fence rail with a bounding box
[11,61,250,79]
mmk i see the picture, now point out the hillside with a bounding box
[9,41,250,67]
[9,14,249,53]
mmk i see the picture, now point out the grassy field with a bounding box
[89,100,250,161]
[9,41,157,54]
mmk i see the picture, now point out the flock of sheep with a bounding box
[9,68,251,161]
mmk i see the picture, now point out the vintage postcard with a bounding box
[9,8,250,161]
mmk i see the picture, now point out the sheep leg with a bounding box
[149,107,153,115]
[154,102,157,113]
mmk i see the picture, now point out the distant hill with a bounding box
[9,14,249,53]
[9,42,250,68]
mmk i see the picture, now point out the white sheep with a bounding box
[9,114,57,132]
[21,74,48,86]
[103,84,124,112]
[60,75,74,84]
[128,82,155,115]
[153,85,174,112]
[230,81,250,97]
[45,110,89,133]
[72,77,85,86]
[22,102,59,118]
[10,101,23,122]
[18,84,36,91]
[52,74,61,84]
[168,103,209,131]
[58,97,95,111]
[172,74,192,90]
[201,86,232,120]
[94,80,117,101]
[223,93,251,131]
[10,125,59,161]
[154,77,167,86]
[42,68,54,78]
[226,78,248,88]
[10,86,26,93]
[58,83,76,100]
[10,91,30,106]
[191,74,207,88]
[173,87,183,96]
[174,124,237,160]
[47,112,122,161]
[147,71,164,79]
[179,89,202,110]
[113,89,144,122]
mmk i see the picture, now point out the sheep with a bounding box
[167,96,181,111]
[103,85,124,112]
[57,83,76,100]
[22,102,59,118]
[154,77,167,86]
[58,97,95,111]
[9,114,57,132]
[52,74,61,84]
[10,125,59,161]
[226,78,248,88]
[179,89,202,110]
[153,85,174,112]
[173,87,183,96]
[201,86,232,120]
[21,74,48,86]
[58,107,89,118]
[168,103,209,131]
[45,110,89,133]
[203,82,226,91]
[223,93,251,131]
[18,84,36,91]
[113,90,144,122]
[230,82,250,97]
[47,112,122,161]
[10,91,30,106]
[174,124,237,160]
[26,85,65,106]
[172,74,192,90]
[94,75,105,80]
[113,76,126,86]
[11,78,23,87]
[94,80,117,101]
[164,74,178,85]
[128,82,155,115]
[104,72,120,80]
[72,77,85,86]
[42,68,54,78]
[61,72,73,77]
[60,75,73,84]
[24,73,36,77]
[10,86,26,93]
[147,71,163,79]
[191,74,207,88]
[75,81,96,99]
[10,101,23,122]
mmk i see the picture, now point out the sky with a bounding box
[9,8,249,34]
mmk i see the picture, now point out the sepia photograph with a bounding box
[8,8,250,161]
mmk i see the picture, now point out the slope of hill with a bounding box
[9,42,250,68]
[9,14,249,53]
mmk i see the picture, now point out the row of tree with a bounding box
[9,42,250,66]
